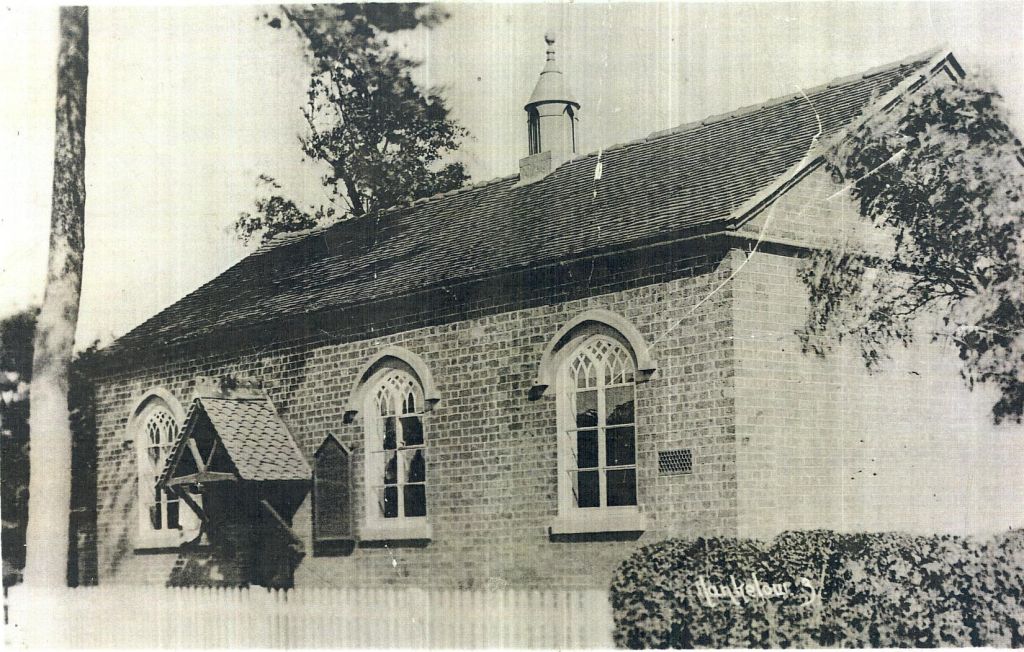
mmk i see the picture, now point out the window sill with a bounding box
[134,529,203,553]
[135,532,204,552]
[360,520,433,543]
[548,510,646,537]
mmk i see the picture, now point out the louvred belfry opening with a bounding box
[527,36,579,153]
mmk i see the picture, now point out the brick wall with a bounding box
[86,162,1024,591]
[90,247,740,590]
[732,167,1024,538]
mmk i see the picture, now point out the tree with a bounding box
[799,74,1024,423]
[2,309,37,587]
[23,6,89,588]
[235,4,469,245]
[2,308,101,588]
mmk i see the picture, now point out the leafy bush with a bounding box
[610,529,1024,648]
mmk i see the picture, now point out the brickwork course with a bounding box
[79,50,1024,590]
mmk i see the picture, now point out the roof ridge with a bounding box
[255,51,938,258]
[256,172,520,255]
[242,51,939,262]
[642,48,939,144]
[865,45,947,77]
[99,49,943,360]
[535,49,936,172]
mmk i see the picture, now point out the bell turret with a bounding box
[518,33,580,185]
[525,33,580,163]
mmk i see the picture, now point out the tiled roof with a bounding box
[161,396,311,484]
[110,51,940,354]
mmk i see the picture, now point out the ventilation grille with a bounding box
[658,448,693,475]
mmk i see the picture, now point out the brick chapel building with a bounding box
[80,43,1024,589]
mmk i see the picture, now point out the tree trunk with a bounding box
[23,5,89,588]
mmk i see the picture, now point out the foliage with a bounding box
[235,4,469,245]
[234,175,322,244]
[610,529,1024,648]
[1,310,37,383]
[1,309,37,587]
[799,74,1024,423]
[1,308,100,587]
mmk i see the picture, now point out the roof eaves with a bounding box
[130,219,732,358]
[98,50,949,365]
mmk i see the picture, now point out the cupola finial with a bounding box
[518,32,580,184]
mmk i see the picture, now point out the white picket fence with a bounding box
[6,584,615,648]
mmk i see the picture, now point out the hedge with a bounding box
[610,529,1024,648]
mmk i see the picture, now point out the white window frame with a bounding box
[550,334,645,535]
[130,392,200,548]
[360,368,432,541]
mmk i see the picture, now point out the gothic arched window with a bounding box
[558,336,637,512]
[364,369,428,525]
[142,406,180,530]
[129,391,199,546]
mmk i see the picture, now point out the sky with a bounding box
[1,1,1022,349]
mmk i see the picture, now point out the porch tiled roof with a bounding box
[109,51,942,354]
[160,396,311,485]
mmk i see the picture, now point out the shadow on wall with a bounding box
[166,485,307,589]
[167,543,249,588]
[102,450,138,577]
[313,539,356,557]
[105,353,316,582]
